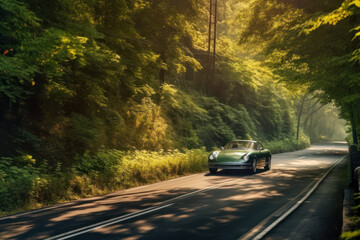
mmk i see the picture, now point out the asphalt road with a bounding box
[0,142,349,240]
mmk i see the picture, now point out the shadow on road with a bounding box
[204,169,266,177]
[0,142,349,240]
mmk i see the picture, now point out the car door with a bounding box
[252,142,262,167]
[257,143,266,167]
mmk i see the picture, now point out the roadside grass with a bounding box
[0,149,208,216]
[342,148,360,240]
[341,191,360,240]
[72,148,209,194]
[0,138,310,216]
[264,137,310,154]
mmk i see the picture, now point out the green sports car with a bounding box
[208,140,271,174]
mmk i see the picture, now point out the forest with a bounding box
[0,0,352,214]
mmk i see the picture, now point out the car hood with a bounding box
[216,150,250,162]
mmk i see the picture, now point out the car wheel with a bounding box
[209,168,218,174]
[252,158,257,174]
[265,156,271,171]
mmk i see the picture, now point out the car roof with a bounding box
[229,140,257,143]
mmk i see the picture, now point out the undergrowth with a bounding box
[264,137,310,154]
[0,149,208,216]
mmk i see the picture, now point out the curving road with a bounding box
[0,142,348,240]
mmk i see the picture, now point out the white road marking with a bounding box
[46,204,174,240]
[249,155,346,240]
[123,185,148,192]
[45,177,242,240]
[238,177,318,240]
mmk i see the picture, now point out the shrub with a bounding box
[264,137,310,154]
[0,156,38,211]
[73,148,208,192]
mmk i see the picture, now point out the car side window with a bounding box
[251,143,257,150]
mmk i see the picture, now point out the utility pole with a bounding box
[208,0,218,81]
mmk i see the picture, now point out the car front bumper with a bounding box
[208,162,252,170]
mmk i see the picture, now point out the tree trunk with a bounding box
[351,109,358,144]
[296,94,307,140]
[159,68,165,83]
[309,114,314,143]
[159,49,165,83]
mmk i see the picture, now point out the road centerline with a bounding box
[45,204,174,240]
[45,177,244,240]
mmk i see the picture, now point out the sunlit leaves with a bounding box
[161,84,206,115]
[126,97,171,150]
[341,229,360,240]
[301,7,350,34]
[0,0,330,167]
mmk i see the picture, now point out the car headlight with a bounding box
[209,151,220,160]
[243,153,250,161]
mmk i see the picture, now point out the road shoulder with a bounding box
[263,155,349,240]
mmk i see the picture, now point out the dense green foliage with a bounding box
[0,0,346,213]
[239,0,358,141]
[0,149,208,213]
[0,0,305,160]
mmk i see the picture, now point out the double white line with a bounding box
[46,177,241,240]
[46,204,173,240]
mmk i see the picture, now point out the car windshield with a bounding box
[224,141,254,150]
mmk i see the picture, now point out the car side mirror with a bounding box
[260,147,264,150]
[221,146,224,150]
